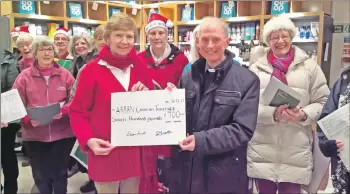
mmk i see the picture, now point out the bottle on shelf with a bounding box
[249,39,255,52]
[305,26,311,40]
[299,26,306,39]
[255,23,260,40]
[311,50,317,61]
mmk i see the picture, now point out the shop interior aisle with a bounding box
[0,155,336,194]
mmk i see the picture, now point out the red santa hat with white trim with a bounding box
[145,13,173,34]
[54,27,70,38]
[10,25,29,38]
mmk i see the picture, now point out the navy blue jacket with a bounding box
[169,50,260,193]
[317,67,350,176]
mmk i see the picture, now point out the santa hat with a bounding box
[262,15,297,46]
[54,27,69,37]
[145,13,173,34]
[11,25,29,38]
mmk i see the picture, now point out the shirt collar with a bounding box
[205,55,227,73]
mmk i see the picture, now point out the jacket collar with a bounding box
[144,43,180,67]
[30,60,63,77]
[255,46,309,74]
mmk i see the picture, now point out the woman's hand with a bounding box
[158,182,169,193]
[131,81,148,91]
[165,82,177,91]
[53,112,62,120]
[282,106,307,121]
[87,138,115,156]
[273,104,288,121]
[1,122,8,128]
[30,120,41,127]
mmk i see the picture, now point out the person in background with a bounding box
[247,16,330,194]
[69,32,95,78]
[16,33,34,72]
[166,16,260,194]
[93,24,106,52]
[67,30,104,194]
[138,13,188,89]
[318,66,350,194]
[53,27,73,69]
[0,27,23,194]
[69,13,158,194]
[183,24,241,73]
[12,35,75,194]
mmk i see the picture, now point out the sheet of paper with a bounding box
[26,103,61,126]
[111,89,186,146]
[261,76,304,108]
[1,89,27,123]
[70,141,87,169]
[317,103,350,171]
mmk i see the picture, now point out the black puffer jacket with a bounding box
[1,50,20,93]
[69,49,98,79]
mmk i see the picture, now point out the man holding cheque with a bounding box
[166,16,260,193]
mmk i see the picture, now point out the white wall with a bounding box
[329,1,350,86]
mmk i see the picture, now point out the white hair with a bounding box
[198,16,229,38]
[15,33,34,48]
[190,25,200,63]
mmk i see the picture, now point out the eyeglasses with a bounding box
[38,47,54,53]
[269,35,291,42]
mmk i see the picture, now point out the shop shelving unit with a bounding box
[1,1,333,80]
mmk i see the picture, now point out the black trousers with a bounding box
[24,137,75,194]
[1,123,21,194]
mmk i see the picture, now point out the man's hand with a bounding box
[336,140,344,152]
[274,104,289,121]
[282,106,307,121]
[165,82,177,91]
[179,134,195,151]
[131,81,149,91]
[30,120,41,127]
[1,122,8,128]
[87,138,115,156]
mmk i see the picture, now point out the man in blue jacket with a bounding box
[166,16,260,194]
[318,66,350,194]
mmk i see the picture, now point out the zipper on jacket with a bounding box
[45,76,52,142]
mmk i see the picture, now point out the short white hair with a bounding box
[15,33,34,48]
[198,17,229,38]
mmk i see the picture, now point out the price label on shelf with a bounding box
[132,8,138,16]
[92,2,99,11]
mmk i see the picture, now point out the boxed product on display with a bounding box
[220,2,237,18]
[18,0,36,14]
[68,3,83,19]
[181,5,194,21]
[270,1,289,15]
[109,8,121,17]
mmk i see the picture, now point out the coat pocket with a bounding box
[212,90,241,124]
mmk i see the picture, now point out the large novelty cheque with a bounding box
[111,89,186,146]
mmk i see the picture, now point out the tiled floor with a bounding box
[2,156,335,194]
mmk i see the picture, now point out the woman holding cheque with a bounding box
[247,16,330,193]
[12,35,76,194]
[69,13,163,193]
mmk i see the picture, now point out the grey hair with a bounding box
[198,16,229,38]
[32,35,58,57]
[15,33,34,48]
[69,32,94,57]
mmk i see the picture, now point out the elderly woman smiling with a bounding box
[16,33,34,72]
[247,16,330,194]
[12,35,75,194]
